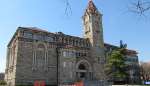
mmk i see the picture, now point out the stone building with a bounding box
[105,43,141,84]
[125,50,141,84]
[5,1,140,86]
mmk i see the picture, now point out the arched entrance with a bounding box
[78,64,87,79]
[76,60,92,81]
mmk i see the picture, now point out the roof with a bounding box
[104,43,138,55]
[87,0,97,12]
[7,27,138,55]
[19,27,88,40]
[84,0,102,15]
[19,27,49,33]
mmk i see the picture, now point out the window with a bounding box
[63,51,67,57]
[71,51,75,56]
[33,34,43,40]
[46,36,53,42]
[36,44,45,68]
[79,64,86,70]
[23,32,32,38]
[69,51,72,56]
[63,51,76,57]
[63,62,66,67]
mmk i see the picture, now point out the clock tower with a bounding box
[83,0,104,48]
[83,0,105,80]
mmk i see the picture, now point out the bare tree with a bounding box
[140,62,150,81]
[62,0,150,17]
[129,0,150,17]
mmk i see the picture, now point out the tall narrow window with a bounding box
[36,44,45,68]
[63,51,67,57]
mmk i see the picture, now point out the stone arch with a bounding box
[79,64,86,70]
[76,60,92,71]
[37,44,45,51]
[36,42,47,51]
[34,42,48,70]
[76,60,93,80]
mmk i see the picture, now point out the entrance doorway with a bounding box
[78,64,87,79]
[76,60,92,81]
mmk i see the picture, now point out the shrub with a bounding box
[0,80,7,85]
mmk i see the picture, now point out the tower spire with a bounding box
[86,0,98,14]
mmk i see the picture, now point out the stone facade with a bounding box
[4,1,140,86]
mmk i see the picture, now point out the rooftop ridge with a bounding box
[19,26,49,33]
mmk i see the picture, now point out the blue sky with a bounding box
[0,0,150,72]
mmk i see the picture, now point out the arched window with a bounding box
[79,64,86,70]
[36,44,45,67]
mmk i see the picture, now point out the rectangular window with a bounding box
[63,62,66,67]
[33,34,43,40]
[63,51,67,57]
[46,36,53,42]
[23,32,33,38]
